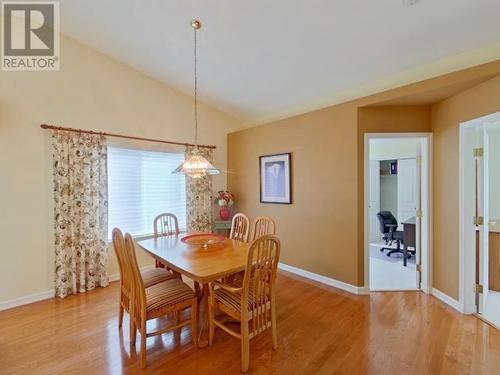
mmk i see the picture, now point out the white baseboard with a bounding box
[0,290,55,312]
[432,288,465,313]
[0,265,156,312]
[278,263,368,295]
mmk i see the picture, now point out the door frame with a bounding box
[460,112,500,314]
[364,133,433,293]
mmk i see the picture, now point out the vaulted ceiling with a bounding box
[60,0,500,124]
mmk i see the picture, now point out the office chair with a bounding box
[376,211,410,258]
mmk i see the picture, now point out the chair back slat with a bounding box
[124,233,147,319]
[112,228,131,293]
[230,213,250,242]
[154,213,180,237]
[251,216,276,241]
[242,235,280,337]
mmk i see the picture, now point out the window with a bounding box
[107,146,186,238]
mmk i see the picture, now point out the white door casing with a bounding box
[364,133,432,294]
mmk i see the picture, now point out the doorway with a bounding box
[460,112,500,328]
[364,133,432,293]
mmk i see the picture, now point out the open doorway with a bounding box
[460,112,500,328]
[364,134,432,292]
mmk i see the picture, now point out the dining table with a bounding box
[136,233,250,347]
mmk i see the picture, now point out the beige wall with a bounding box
[228,62,500,293]
[0,34,241,304]
[431,76,500,299]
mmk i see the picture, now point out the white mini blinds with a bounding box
[107,146,186,238]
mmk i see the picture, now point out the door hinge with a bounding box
[416,155,423,164]
[475,283,484,294]
[417,264,422,272]
[473,216,484,226]
[416,209,423,218]
[473,148,484,157]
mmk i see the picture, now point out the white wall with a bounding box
[370,138,419,160]
[0,33,241,305]
[380,175,398,217]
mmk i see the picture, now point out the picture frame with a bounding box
[259,153,292,204]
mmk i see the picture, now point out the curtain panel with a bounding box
[185,146,214,232]
[51,131,109,298]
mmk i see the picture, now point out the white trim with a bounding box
[432,288,465,313]
[0,265,156,312]
[0,290,54,312]
[364,133,433,294]
[278,263,369,295]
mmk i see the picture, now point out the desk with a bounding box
[402,217,416,267]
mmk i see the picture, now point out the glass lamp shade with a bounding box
[172,153,220,178]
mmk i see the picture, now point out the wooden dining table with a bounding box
[136,233,249,347]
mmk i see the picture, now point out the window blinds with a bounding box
[107,146,186,238]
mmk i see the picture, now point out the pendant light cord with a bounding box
[193,25,198,147]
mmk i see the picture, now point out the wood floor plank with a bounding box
[1,271,499,374]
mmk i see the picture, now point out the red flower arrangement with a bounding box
[215,191,234,220]
[215,190,234,206]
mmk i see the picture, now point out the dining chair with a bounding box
[112,228,177,330]
[229,213,250,242]
[123,233,198,369]
[208,235,281,372]
[251,216,276,241]
[153,213,180,237]
[153,213,181,269]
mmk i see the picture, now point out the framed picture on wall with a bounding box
[259,153,292,204]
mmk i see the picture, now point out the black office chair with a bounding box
[376,211,409,258]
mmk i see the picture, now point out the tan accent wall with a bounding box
[431,75,500,299]
[228,62,500,292]
[0,34,241,304]
[229,104,360,284]
[228,104,430,286]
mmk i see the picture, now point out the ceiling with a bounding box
[59,0,500,124]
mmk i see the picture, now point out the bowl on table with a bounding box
[181,233,225,249]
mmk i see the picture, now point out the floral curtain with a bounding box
[51,131,109,298]
[185,146,214,232]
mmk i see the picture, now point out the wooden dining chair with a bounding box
[123,233,198,368]
[153,213,181,269]
[154,213,180,237]
[208,235,281,373]
[112,228,177,330]
[230,213,250,242]
[251,216,276,241]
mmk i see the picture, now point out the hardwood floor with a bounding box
[1,271,499,374]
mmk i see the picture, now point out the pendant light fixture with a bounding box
[172,19,220,178]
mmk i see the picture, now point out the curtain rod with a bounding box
[40,124,216,149]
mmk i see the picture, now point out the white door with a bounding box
[415,151,422,289]
[397,159,417,225]
[369,160,381,242]
[476,126,490,314]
